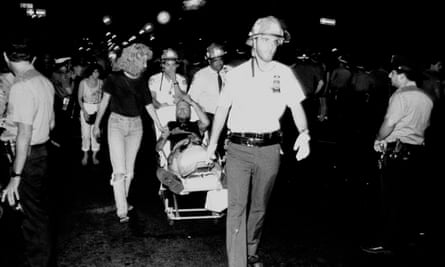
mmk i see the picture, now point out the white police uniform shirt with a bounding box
[218,59,305,133]
[188,65,231,114]
[8,69,54,145]
[148,72,187,106]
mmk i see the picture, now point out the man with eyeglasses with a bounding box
[206,16,310,267]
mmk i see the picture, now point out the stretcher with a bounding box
[155,106,227,225]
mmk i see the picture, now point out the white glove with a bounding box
[294,131,310,161]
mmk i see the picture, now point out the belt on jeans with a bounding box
[31,142,48,148]
[229,131,282,147]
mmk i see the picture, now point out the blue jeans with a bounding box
[225,142,281,267]
[107,112,143,218]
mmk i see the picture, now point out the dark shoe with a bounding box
[361,245,392,255]
[248,255,264,267]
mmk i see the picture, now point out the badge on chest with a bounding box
[272,75,281,93]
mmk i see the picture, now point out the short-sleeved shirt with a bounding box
[384,85,433,145]
[218,59,306,133]
[7,69,54,145]
[148,72,187,106]
[188,65,231,114]
[103,71,152,117]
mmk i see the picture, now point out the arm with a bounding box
[145,103,164,131]
[1,122,32,206]
[150,91,163,109]
[172,76,187,103]
[206,106,230,159]
[314,79,325,95]
[376,117,395,141]
[93,92,111,138]
[77,80,86,115]
[155,129,170,152]
[182,94,209,132]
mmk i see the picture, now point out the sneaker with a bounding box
[361,245,392,254]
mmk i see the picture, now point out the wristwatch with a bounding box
[11,172,22,178]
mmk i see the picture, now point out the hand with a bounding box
[374,139,387,152]
[180,94,193,104]
[1,177,20,207]
[159,125,169,135]
[294,132,310,161]
[83,110,89,121]
[93,125,101,139]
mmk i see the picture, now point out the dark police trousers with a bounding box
[19,143,53,267]
[379,141,425,249]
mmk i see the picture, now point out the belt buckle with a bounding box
[245,138,256,147]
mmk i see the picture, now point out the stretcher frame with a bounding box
[155,105,226,225]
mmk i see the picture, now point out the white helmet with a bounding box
[205,43,226,60]
[246,16,289,46]
[161,48,179,62]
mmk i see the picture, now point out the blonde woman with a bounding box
[93,43,165,223]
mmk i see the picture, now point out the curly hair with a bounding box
[116,43,153,76]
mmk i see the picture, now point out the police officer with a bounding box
[363,60,433,254]
[206,16,310,267]
[1,36,56,267]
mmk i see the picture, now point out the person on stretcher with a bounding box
[156,94,211,193]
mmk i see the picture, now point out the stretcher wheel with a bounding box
[168,219,175,226]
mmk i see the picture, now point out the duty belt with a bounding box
[229,131,282,147]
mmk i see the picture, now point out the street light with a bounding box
[143,22,154,33]
[103,15,112,25]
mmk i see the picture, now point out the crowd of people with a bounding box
[1,14,445,267]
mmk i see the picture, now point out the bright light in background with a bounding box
[20,3,34,9]
[157,11,170,24]
[103,15,112,25]
[128,35,137,42]
[143,22,154,33]
[320,17,336,26]
[35,9,46,18]
[183,0,206,10]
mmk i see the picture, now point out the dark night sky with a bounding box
[2,0,445,62]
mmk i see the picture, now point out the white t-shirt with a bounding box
[148,72,187,106]
[8,69,54,145]
[218,59,305,133]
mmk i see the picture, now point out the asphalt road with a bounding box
[2,110,445,266]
